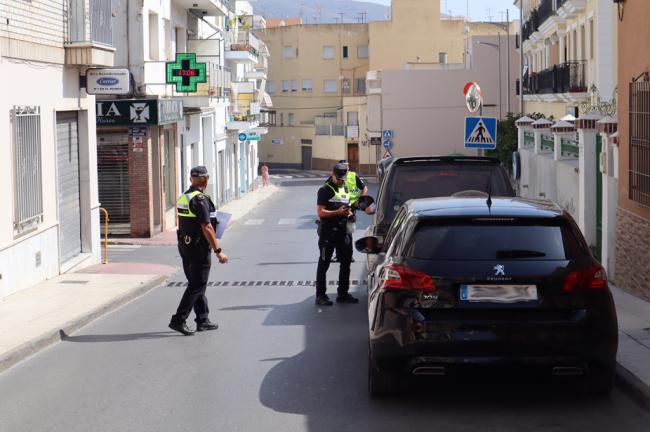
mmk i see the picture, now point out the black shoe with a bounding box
[169,321,195,336]
[315,295,334,306]
[336,293,359,304]
[350,256,356,263]
[196,319,219,332]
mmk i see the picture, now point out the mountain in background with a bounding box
[250,0,391,24]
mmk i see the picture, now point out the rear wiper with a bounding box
[496,249,547,259]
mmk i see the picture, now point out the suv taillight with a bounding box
[562,264,608,292]
[380,264,437,292]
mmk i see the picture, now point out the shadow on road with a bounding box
[60,330,177,343]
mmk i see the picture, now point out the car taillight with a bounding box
[562,264,608,292]
[380,264,436,292]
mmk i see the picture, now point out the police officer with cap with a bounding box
[315,163,359,306]
[332,159,368,263]
[169,166,228,335]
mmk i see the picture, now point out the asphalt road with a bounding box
[1,178,649,432]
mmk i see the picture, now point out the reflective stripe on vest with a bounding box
[177,191,203,218]
[326,183,350,205]
[346,171,360,204]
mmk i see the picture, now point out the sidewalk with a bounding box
[109,184,280,246]
[611,285,650,410]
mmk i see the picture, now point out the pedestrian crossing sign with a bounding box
[465,117,498,149]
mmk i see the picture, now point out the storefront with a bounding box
[96,98,183,237]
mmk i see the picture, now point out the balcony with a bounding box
[227,100,260,130]
[172,0,231,17]
[66,0,115,66]
[537,0,555,28]
[225,31,260,64]
[521,9,539,44]
[557,0,588,19]
[522,61,587,98]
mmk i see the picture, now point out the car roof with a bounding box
[405,197,565,219]
[391,156,503,166]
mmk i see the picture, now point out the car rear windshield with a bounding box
[380,163,512,223]
[405,220,588,261]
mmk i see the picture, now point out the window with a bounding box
[589,19,594,60]
[439,52,448,64]
[629,81,650,206]
[323,45,335,59]
[267,81,275,93]
[302,79,313,92]
[342,46,349,58]
[148,12,160,60]
[12,106,43,235]
[347,111,359,126]
[357,44,369,59]
[281,80,289,93]
[323,79,337,93]
[290,79,298,92]
[283,46,295,59]
[280,112,285,126]
[341,78,351,95]
[288,113,295,126]
[355,78,366,95]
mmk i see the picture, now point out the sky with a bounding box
[368,0,520,22]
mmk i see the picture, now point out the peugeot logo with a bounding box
[97,77,119,86]
[494,264,505,276]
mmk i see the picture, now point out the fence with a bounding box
[524,131,535,147]
[541,134,554,152]
[561,136,579,158]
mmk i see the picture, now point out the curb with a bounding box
[0,275,168,374]
[616,362,650,412]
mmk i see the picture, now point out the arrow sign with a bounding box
[465,117,497,149]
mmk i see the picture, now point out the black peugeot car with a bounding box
[367,156,515,271]
[356,196,618,397]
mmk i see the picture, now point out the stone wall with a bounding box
[616,208,650,301]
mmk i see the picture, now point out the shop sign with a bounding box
[86,69,131,95]
[97,99,183,126]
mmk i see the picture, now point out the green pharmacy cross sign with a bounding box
[166,53,207,93]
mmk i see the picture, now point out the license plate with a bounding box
[460,284,538,303]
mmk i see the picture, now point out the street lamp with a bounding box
[475,40,503,119]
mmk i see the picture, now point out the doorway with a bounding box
[347,143,359,173]
[301,146,312,170]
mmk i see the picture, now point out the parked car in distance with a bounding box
[356,196,618,397]
[367,156,515,271]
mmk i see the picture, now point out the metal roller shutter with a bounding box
[56,112,82,263]
[97,132,130,235]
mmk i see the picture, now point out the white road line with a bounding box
[244,219,264,226]
[293,174,306,178]
[278,218,296,225]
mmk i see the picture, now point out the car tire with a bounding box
[582,366,614,398]
[368,350,398,398]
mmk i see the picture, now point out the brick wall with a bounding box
[129,133,154,237]
[616,208,650,301]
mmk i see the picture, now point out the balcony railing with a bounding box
[68,0,113,46]
[522,61,587,95]
[557,0,568,10]
[522,9,540,43]
[229,31,260,57]
[537,0,556,28]
[315,125,345,136]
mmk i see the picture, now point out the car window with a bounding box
[379,163,512,225]
[404,220,589,261]
[383,207,407,250]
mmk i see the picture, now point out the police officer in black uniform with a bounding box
[169,166,229,336]
[315,163,360,306]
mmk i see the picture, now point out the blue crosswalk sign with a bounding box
[465,117,497,149]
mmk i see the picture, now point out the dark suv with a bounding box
[357,197,618,397]
[367,156,515,269]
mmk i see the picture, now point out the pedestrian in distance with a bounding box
[169,166,229,336]
[261,163,270,187]
[314,163,372,306]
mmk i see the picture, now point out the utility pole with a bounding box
[506,9,511,115]
[338,12,345,24]
[520,4,525,114]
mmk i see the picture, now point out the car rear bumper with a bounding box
[369,307,618,376]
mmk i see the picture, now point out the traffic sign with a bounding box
[238,132,247,141]
[383,139,393,150]
[465,117,497,149]
[382,130,393,140]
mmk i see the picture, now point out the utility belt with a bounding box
[315,219,355,236]
[177,231,209,248]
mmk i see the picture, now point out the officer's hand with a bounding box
[217,252,229,264]
[338,207,352,217]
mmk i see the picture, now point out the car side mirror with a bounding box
[355,236,382,254]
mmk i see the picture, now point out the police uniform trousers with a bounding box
[171,241,211,324]
[316,225,353,297]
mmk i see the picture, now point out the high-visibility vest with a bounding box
[177,191,203,218]
[345,171,360,204]
[326,183,351,206]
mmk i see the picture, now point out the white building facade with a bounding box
[0,0,115,298]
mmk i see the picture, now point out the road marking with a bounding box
[244,219,264,225]
[167,280,366,287]
[278,218,296,225]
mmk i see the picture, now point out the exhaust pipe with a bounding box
[552,366,584,376]
[412,366,446,376]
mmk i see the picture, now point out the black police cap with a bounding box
[190,166,209,177]
[333,163,348,180]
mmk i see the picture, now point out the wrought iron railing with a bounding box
[523,61,587,95]
[524,131,535,147]
[629,80,650,207]
[541,134,555,152]
[537,0,556,28]
[557,0,568,10]
[522,9,540,43]
[68,0,113,46]
[561,137,579,158]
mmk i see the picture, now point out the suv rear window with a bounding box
[379,163,512,224]
[405,220,588,261]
